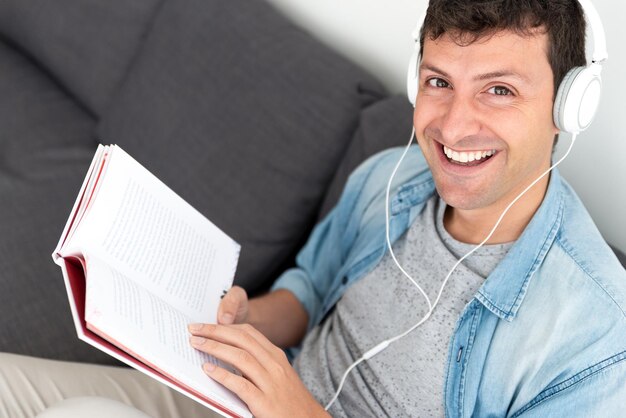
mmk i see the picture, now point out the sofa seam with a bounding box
[96,0,168,121]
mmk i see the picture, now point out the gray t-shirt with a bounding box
[294,195,512,417]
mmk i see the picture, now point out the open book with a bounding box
[52,144,251,418]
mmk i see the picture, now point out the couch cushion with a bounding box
[0,40,114,364]
[318,95,414,219]
[0,0,162,115]
[97,0,385,294]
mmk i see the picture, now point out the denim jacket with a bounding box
[272,146,626,417]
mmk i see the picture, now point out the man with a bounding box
[1,0,624,417]
[187,0,626,416]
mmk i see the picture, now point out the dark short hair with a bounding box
[420,0,587,97]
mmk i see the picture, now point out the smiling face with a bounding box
[414,29,559,226]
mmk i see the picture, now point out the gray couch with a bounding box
[1,0,624,367]
[0,0,412,365]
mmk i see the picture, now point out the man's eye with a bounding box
[488,85,513,96]
[427,78,450,88]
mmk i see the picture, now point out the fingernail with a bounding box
[190,336,207,346]
[188,323,203,332]
[220,313,233,324]
[203,362,216,372]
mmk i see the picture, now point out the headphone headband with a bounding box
[578,0,608,63]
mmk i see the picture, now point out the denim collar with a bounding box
[390,168,565,322]
[475,169,565,321]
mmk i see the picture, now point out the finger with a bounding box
[190,335,269,390]
[218,286,247,324]
[189,324,276,365]
[189,323,279,364]
[202,362,264,408]
[229,323,286,358]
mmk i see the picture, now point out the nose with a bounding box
[437,93,481,144]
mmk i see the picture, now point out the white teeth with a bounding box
[443,146,495,163]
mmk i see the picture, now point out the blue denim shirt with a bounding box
[272,146,626,417]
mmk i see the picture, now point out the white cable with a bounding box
[385,127,432,312]
[325,132,578,411]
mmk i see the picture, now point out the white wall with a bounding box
[266,0,626,253]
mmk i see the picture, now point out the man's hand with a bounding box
[188,323,329,418]
[216,287,309,348]
[217,286,249,325]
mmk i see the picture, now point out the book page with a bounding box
[53,145,106,254]
[66,145,239,322]
[84,255,249,417]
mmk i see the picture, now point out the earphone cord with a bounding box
[324,130,578,411]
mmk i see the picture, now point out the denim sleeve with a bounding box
[270,210,342,331]
[511,351,626,417]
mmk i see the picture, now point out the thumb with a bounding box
[218,286,248,325]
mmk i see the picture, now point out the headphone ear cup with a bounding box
[554,66,583,132]
[406,48,420,107]
[553,65,602,133]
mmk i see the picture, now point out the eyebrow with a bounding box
[474,70,529,82]
[420,63,529,83]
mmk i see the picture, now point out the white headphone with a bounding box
[406,0,608,134]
